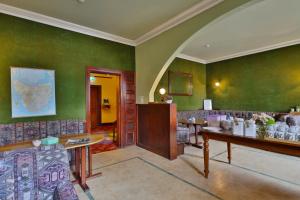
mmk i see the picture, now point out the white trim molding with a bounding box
[207,39,300,63]
[176,54,208,64]
[0,3,136,46]
[178,38,300,65]
[135,0,223,45]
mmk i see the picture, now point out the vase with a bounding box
[165,100,172,104]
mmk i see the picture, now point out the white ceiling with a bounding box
[180,0,300,63]
[0,0,203,40]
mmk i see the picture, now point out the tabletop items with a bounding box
[42,136,59,145]
[32,139,42,147]
[66,138,90,145]
[32,136,59,147]
[232,118,244,136]
[182,113,300,142]
[218,113,300,142]
[220,118,257,137]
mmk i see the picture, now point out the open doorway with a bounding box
[88,71,120,154]
[86,67,136,150]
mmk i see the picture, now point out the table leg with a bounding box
[79,146,89,191]
[74,148,80,179]
[194,124,198,145]
[88,146,92,177]
[203,135,209,178]
[227,142,231,164]
[186,124,191,144]
[86,146,102,179]
[190,124,202,149]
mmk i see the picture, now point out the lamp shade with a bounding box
[159,88,166,95]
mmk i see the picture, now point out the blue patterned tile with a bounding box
[16,122,24,142]
[60,120,67,135]
[66,120,79,135]
[0,124,16,145]
[78,120,86,134]
[47,121,61,137]
[23,122,40,141]
[40,121,47,138]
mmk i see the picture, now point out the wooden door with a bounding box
[121,71,136,146]
[90,85,101,129]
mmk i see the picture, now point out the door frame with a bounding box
[90,85,102,129]
[86,66,123,147]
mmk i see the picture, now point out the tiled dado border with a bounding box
[177,110,288,120]
[0,120,86,146]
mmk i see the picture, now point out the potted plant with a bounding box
[252,113,275,139]
[165,95,173,104]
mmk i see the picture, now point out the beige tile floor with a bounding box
[75,138,300,200]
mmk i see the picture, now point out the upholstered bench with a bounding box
[0,144,78,200]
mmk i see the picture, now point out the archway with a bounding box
[135,0,254,103]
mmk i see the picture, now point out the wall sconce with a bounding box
[159,88,166,102]
[214,82,220,87]
[159,88,166,95]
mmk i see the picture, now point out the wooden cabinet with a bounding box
[137,103,177,160]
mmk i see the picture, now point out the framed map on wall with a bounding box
[11,67,56,118]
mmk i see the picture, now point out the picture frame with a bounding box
[168,70,193,96]
[11,67,56,118]
[204,99,212,110]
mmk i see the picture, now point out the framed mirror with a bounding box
[168,70,193,96]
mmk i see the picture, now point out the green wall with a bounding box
[136,0,252,102]
[206,45,300,112]
[0,14,135,123]
[155,58,206,111]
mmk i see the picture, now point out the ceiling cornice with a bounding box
[0,3,136,46]
[207,39,300,63]
[179,38,300,64]
[177,54,208,64]
[206,39,300,63]
[134,0,224,45]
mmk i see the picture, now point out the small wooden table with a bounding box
[0,134,104,191]
[200,129,300,178]
[178,119,207,148]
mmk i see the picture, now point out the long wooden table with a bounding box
[200,129,300,178]
[0,134,104,191]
